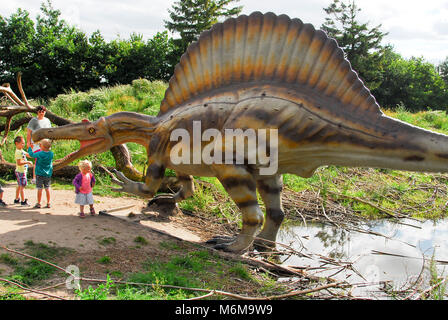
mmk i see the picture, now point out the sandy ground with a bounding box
[0,181,242,301]
[0,183,206,252]
[0,182,235,287]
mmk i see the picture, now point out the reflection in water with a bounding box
[278,219,448,298]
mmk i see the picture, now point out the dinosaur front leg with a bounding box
[111,161,165,199]
[209,166,264,253]
[254,175,285,252]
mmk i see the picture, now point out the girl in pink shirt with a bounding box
[73,160,96,218]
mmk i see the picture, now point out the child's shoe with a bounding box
[0,200,7,207]
[14,199,20,204]
[79,212,86,219]
[90,207,96,216]
[33,203,41,209]
[21,199,29,206]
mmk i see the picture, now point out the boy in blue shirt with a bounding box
[28,139,54,208]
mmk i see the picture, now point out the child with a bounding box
[0,184,6,207]
[14,136,33,206]
[27,105,51,183]
[27,139,54,208]
[0,147,6,207]
[73,160,96,218]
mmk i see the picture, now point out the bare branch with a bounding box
[16,72,32,109]
[0,73,38,145]
[0,277,67,300]
[0,82,26,107]
[1,116,12,146]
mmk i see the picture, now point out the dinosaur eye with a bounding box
[88,127,96,135]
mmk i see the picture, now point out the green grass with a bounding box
[133,236,148,245]
[73,246,271,300]
[98,237,116,246]
[97,256,112,264]
[113,249,257,300]
[1,241,72,286]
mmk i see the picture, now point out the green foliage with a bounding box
[0,1,176,99]
[321,0,388,91]
[104,32,176,85]
[426,253,447,300]
[439,57,448,84]
[1,0,447,111]
[321,0,447,111]
[165,0,242,56]
[76,275,115,300]
[373,48,448,110]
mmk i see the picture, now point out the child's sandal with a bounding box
[90,207,96,216]
[45,204,51,208]
[79,212,85,219]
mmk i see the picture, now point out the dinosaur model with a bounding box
[33,12,448,253]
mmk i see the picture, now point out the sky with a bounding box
[2,0,448,65]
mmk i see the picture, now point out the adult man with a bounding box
[27,105,52,183]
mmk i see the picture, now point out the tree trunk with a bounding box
[110,144,144,181]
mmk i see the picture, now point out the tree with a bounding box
[321,0,388,90]
[439,57,448,84]
[0,1,93,97]
[0,1,177,98]
[373,47,448,110]
[103,32,176,85]
[164,0,242,57]
[0,8,36,93]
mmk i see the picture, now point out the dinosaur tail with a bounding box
[159,11,378,117]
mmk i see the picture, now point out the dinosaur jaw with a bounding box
[53,138,109,171]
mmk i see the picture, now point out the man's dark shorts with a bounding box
[36,175,51,190]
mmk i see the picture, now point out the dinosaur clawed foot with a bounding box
[147,194,176,207]
[205,235,237,252]
[253,238,276,253]
[206,235,235,245]
[146,194,179,217]
[205,235,254,253]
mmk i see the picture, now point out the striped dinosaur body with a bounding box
[34,12,448,253]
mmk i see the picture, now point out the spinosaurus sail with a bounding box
[34,12,448,253]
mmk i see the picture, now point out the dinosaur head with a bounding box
[32,112,158,171]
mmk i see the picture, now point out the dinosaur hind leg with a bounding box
[254,175,285,252]
[211,166,264,253]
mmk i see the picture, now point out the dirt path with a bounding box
[0,184,206,250]
[0,183,233,285]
